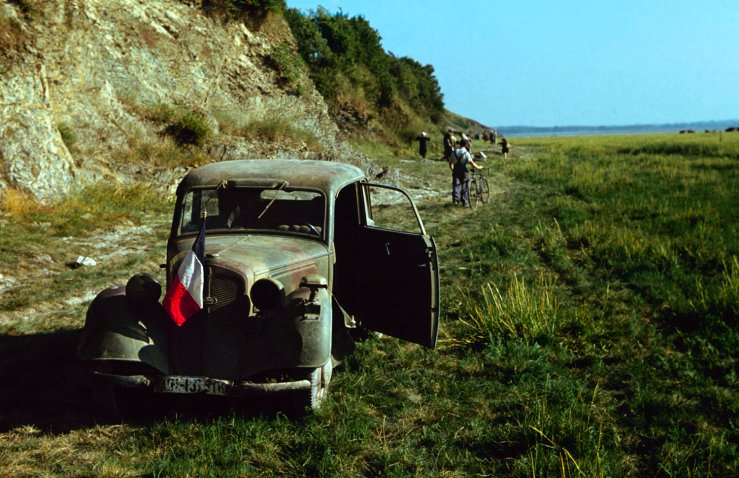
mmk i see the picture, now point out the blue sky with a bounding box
[285,0,739,127]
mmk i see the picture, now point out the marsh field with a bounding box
[0,132,736,477]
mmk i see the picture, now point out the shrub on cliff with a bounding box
[164,111,212,147]
[199,0,285,18]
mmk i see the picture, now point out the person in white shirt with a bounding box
[449,137,482,206]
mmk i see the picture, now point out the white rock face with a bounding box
[0,0,344,202]
[1,65,77,200]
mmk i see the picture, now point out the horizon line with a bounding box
[490,119,739,131]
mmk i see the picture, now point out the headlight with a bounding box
[125,273,161,309]
[250,278,285,311]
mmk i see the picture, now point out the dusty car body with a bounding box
[77,159,439,416]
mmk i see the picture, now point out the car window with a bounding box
[179,187,325,238]
[363,184,426,235]
[260,189,320,201]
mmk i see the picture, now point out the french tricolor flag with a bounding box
[163,220,205,326]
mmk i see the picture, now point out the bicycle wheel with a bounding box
[479,177,490,204]
[467,177,477,207]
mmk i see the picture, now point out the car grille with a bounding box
[205,267,245,379]
[210,274,240,311]
[169,265,246,378]
[204,310,243,379]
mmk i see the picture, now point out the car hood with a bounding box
[172,233,329,284]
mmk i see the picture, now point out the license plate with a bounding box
[158,376,230,396]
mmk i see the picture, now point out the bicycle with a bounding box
[467,168,490,207]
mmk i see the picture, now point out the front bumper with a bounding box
[92,371,311,396]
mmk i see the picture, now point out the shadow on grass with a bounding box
[0,331,304,434]
[0,330,95,433]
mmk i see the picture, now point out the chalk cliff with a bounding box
[0,0,350,201]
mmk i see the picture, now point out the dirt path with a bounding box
[0,217,169,333]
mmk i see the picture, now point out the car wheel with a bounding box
[90,364,124,421]
[292,361,331,416]
[317,360,332,406]
[89,363,154,422]
[349,325,372,342]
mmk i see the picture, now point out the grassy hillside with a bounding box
[283,6,445,146]
[0,132,736,476]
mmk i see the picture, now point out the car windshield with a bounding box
[179,186,325,238]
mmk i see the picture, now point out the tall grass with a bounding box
[524,383,614,477]
[237,118,320,148]
[0,181,169,244]
[117,134,209,169]
[455,273,560,346]
[1,132,736,477]
[502,133,738,476]
[0,187,44,218]
[215,111,322,151]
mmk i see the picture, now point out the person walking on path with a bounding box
[416,131,431,159]
[443,128,456,162]
[500,137,510,160]
[461,133,472,155]
[450,137,483,206]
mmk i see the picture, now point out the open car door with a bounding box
[351,183,439,348]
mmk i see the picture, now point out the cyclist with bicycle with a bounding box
[449,135,483,207]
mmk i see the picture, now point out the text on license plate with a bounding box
[159,377,229,396]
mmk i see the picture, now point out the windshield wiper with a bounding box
[257,180,289,221]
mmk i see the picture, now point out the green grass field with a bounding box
[0,132,736,477]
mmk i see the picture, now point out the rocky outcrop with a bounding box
[0,0,350,202]
[1,64,76,199]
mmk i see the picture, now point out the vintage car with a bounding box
[77,159,439,417]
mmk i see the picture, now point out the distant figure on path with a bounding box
[461,133,474,156]
[443,128,456,162]
[491,129,497,145]
[450,137,483,206]
[416,131,431,159]
[500,137,510,160]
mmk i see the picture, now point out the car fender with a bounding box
[77,286,170,374]
[286,283,332,367]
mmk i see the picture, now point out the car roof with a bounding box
[177,159,365,197]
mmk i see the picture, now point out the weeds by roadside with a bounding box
[451,273,560,347]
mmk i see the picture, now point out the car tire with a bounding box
[349,325,372,342]
[89,363,124,422]
[89,363,155,422]
[292,361,331,416]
